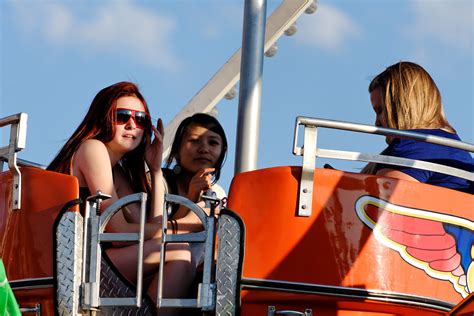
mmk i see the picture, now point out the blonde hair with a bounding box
[368,61,454,132]
[362,62,454,174]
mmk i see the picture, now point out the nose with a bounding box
[125,116,137,129]
[197,142,209,153]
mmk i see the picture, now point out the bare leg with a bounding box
[148,244,195,316]
[106,240,194,315]
[106,236,164,282]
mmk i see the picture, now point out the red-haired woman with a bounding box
[48,81,199,313]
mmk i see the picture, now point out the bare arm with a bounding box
[173,168,214,220]
[145,119,165,223]
[73,139,162,239]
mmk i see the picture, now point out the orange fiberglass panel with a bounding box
[0,171,13,253]
[449,293,474,315]
[0,167,79,280]
[227,166,473,306]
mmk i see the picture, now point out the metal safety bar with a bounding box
[292,116,474,216]
[0,157,45,169]
[0,113,28,210]
[81,191,147,310]
[157,193,218,311]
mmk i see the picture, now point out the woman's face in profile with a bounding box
[370,88,387,128]
[370,87,393,144]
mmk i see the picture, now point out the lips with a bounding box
[123,134,136,139]
[194,157,212,163]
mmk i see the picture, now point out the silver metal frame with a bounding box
[81,191,147,310]
[292,116,474,216]
[0,112,28,210]
[157,193,218,311]
[215,210,244,316]
[56,210,83,316]
[235,0,267,174]
[19,304,42,315]
[0,157,46,169]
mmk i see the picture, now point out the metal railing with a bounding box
[157,192,219,311]
[79,191,219,312]
[0,112,28,210]
[292,116,474,216]
[81,191,147,310]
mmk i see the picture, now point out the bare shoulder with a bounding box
[78,139,107,152]
[76,139,108,159]
[74,139,111,169]
[71,140,113,187]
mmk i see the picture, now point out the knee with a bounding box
[165,247,195,284]
[166,243,192,263]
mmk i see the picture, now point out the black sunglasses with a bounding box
[116,108,151,129]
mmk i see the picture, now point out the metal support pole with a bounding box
[235,0,267,174]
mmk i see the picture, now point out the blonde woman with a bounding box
[362,61,473,193]
[361,62,473,295]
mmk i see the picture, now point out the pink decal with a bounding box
[356,196,472,298]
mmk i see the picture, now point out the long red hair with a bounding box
[48,81,152,194]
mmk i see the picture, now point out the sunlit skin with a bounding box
[370,88,418,182]
[105,96,146,163]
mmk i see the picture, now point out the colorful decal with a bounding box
[355,195,473,298]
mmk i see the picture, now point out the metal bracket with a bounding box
[294,122,317,217]
[268,305,313,316]
[19,303,41,315]
[0,113,28,211]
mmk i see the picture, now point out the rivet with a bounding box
[303,188,308,193]
[301,205,306,209]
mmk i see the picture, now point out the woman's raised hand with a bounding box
[145,118,165,174]
[187,168,214,202]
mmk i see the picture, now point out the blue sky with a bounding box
[1,0,473,191]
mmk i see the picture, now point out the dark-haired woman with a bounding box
[163,113,228,266]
